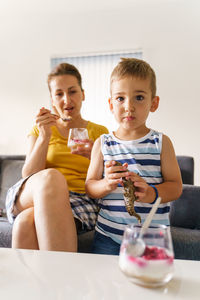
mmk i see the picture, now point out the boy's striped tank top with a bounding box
[96,129,170,245]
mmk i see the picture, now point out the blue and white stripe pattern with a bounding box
[96,130,170,245]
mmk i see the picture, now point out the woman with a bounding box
[6,63,108,251]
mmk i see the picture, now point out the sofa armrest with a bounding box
[0,156,25,209]
[170,184,200,229]
[171,226,200,260]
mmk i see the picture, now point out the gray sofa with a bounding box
[1,155,200,260]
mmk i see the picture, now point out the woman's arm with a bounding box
[22,108,58,178]
[22,135,50,178]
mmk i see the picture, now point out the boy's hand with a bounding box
[127,173,155,203]
[104,160,129,192]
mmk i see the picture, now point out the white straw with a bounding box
[139,197,162,237]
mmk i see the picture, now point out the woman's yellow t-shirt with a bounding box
[29,121,108,193]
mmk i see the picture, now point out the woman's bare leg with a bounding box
[12,168,77,252]
[12,207,39,249]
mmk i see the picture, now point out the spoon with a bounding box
[61,116,72,122]
[52,113,72,122]
[127,197,162,257]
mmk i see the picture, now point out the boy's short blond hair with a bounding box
[110,58,156,98]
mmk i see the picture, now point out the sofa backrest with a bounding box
[176,155,194,185]
[0,156,25,209]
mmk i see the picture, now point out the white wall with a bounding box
[1,0,200,184]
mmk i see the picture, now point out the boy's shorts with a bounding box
[92,231,120,255]
[5,175,99,232]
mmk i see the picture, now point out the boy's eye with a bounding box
[136,95,144,101]
[116,96,124,102]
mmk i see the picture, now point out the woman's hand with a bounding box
[71,139,94,159]
[36,107,59,139]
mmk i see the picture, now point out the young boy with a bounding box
[85,58,182,255]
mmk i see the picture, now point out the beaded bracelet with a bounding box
[149,184,159,204]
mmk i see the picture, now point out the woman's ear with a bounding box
[50,95,54,107]
[82,89,85,102]
[150,96,159,112]
[108,98,113,113]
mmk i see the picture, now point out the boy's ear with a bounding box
[150,96,159,112]
[108,98,113,112]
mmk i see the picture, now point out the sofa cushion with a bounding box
[0,160,24,209]
[0,217,94,252]
[171,226,200,260]
[0,218,12,247]
[78,230,94,253]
